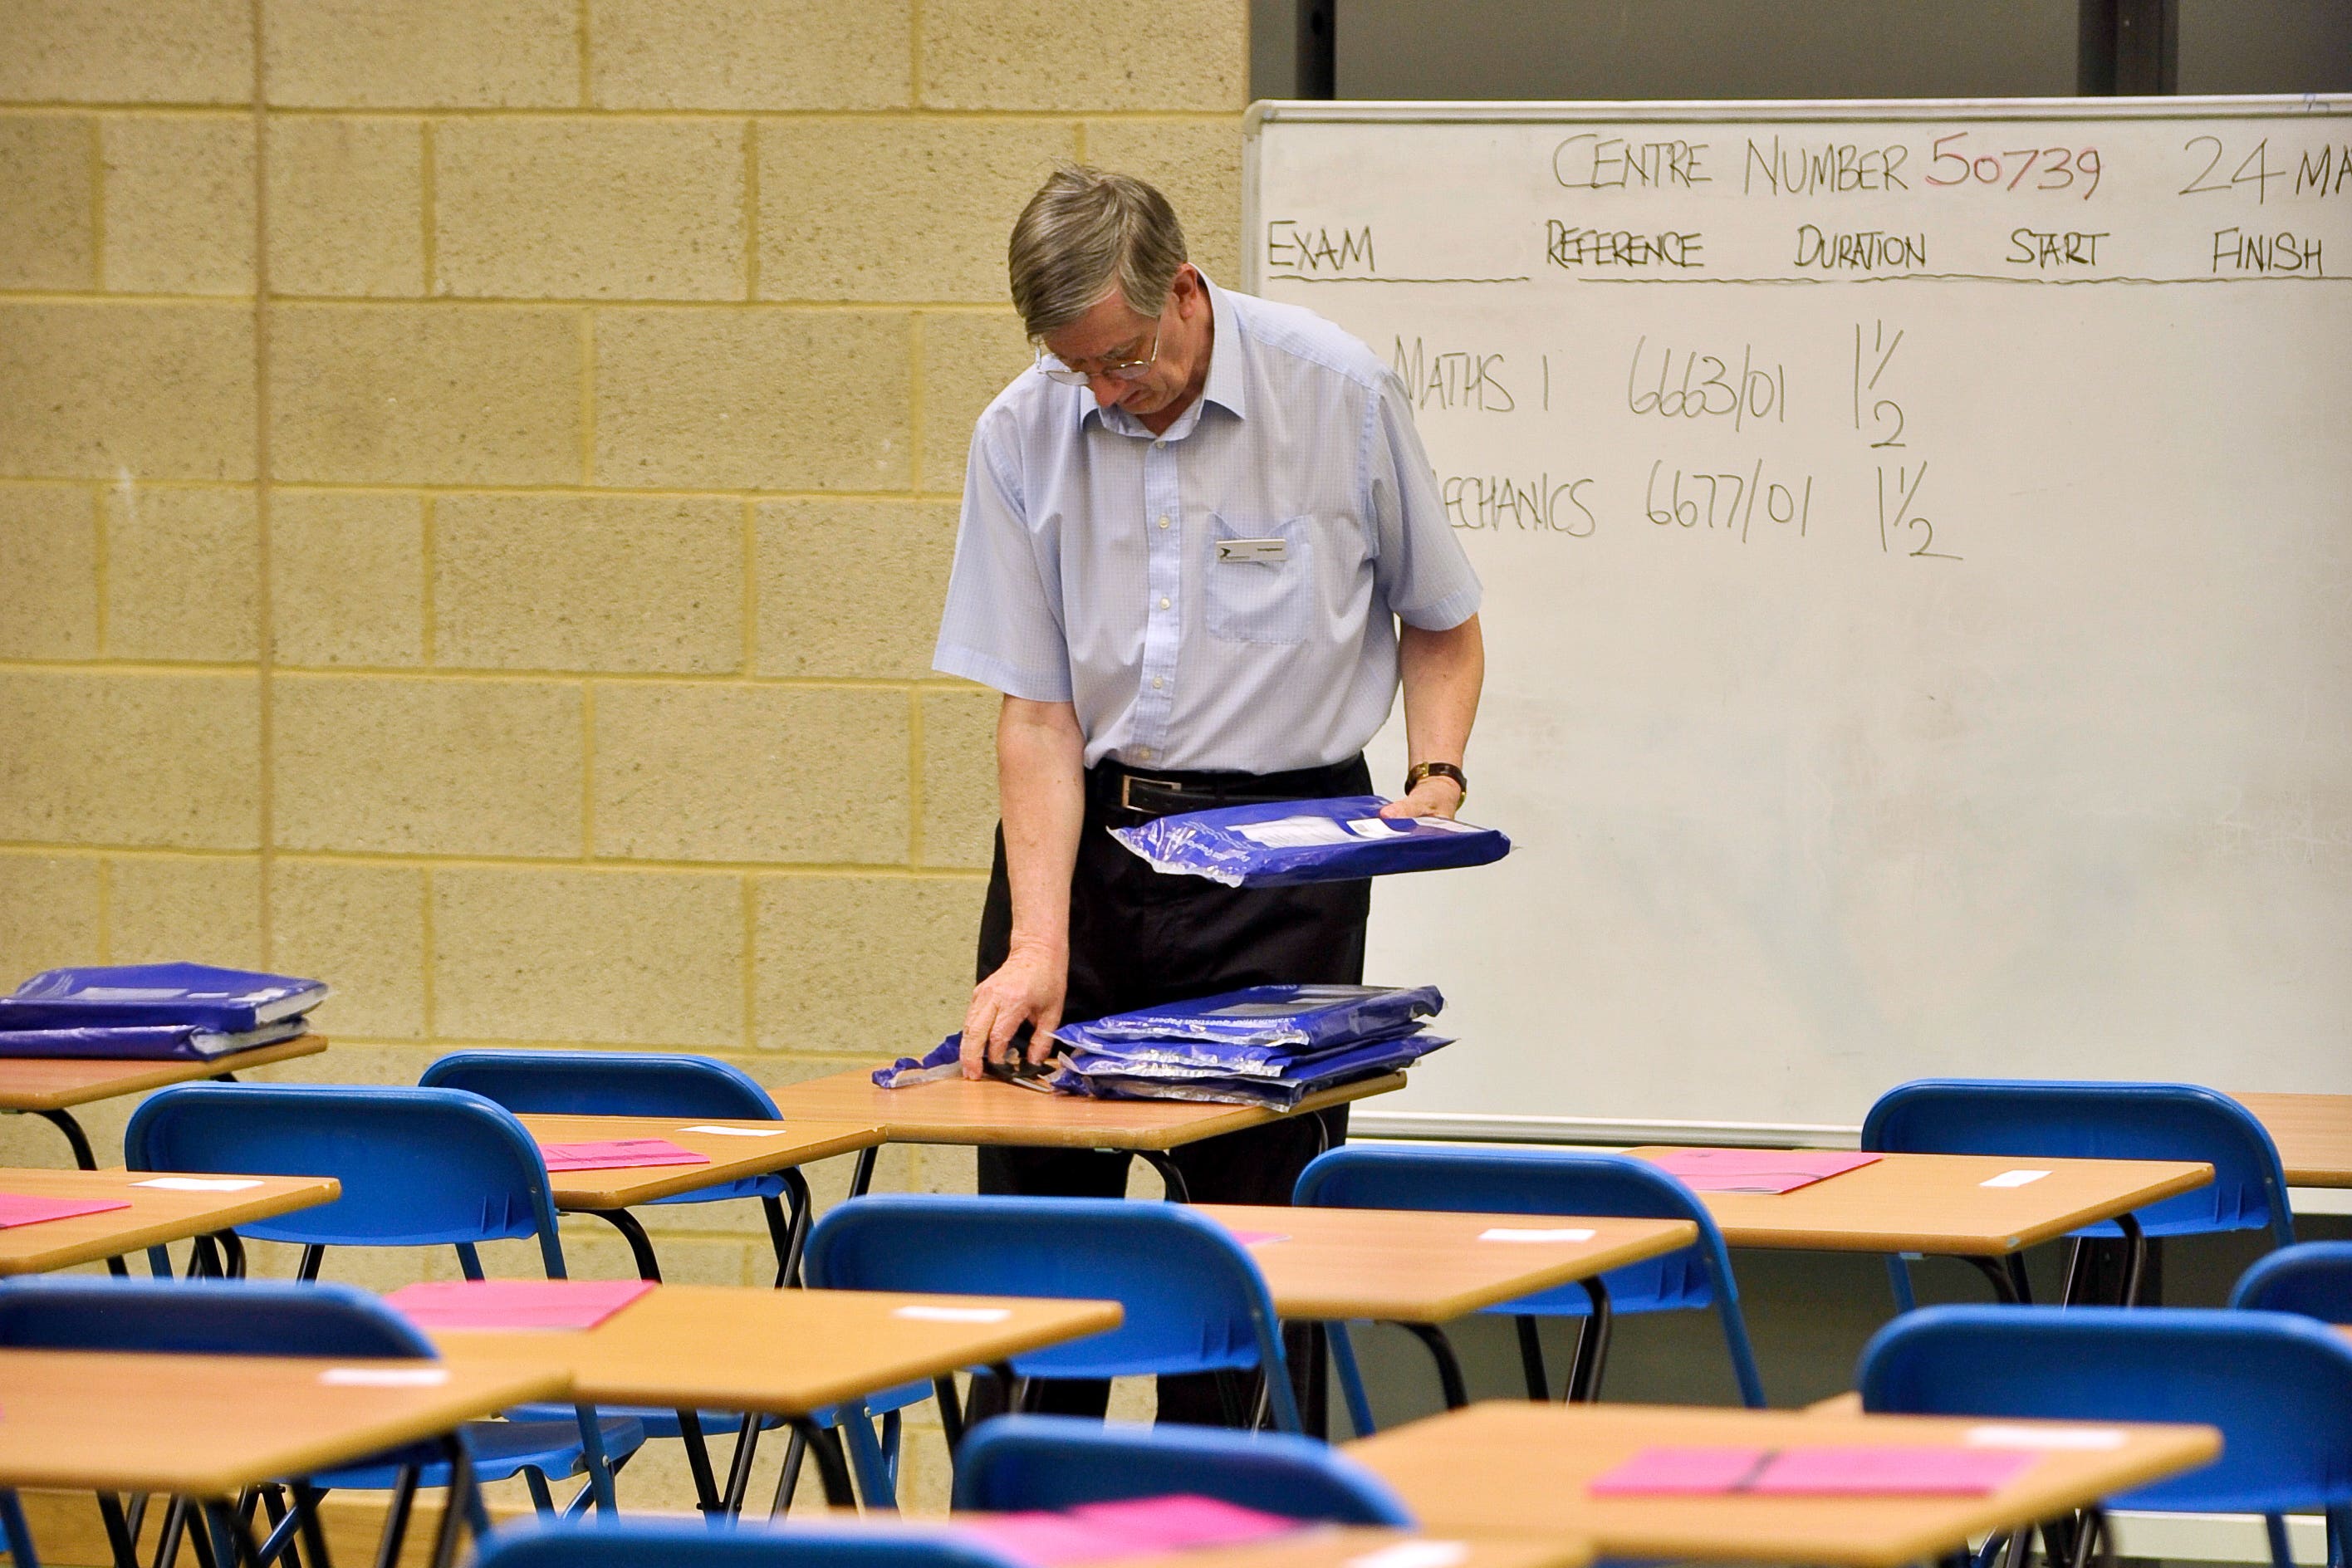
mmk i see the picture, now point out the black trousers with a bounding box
[970,753,1374,1428]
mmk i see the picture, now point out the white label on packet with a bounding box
[1980,1169,2051,1188]
[321,1367,449,1388]
[1345,817,1409,839]
[1214,537,1289,564]
[1479,1227,1596,1243]
[1345,1542,1470,1568]
[894,1305,1010,1324]
[678,1125,787,1138]
[134,1177,263,1192]
[1966,1423,2126,1451]
[1237,816,1355,849]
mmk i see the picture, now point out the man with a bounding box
[933,166,1483,1421]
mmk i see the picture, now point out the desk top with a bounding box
[0,1347,568,1497]
[514,1114,884,1208]
[767,1066,1406,1151]
[0,1165,340,1276]
[1346,1401,2219,1567]
[430,1283,1120,1416]
[2228,1091,2352,1188]
[0,1035,330,1111]
[1197,1203,1697,1323]
[1623,1148,2213,1256]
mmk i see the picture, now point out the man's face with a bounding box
[1039,268,1203,419]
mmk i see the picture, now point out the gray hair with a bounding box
[1007,166,1188,339]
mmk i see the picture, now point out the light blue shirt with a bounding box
[933,273,1481,775]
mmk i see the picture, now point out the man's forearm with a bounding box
[1398,614,1484,772]
[997,697,1087,956]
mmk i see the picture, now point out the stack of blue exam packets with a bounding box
[1111,796,1509,888]
[0,963,330,1061]
[872,984,1452,1109]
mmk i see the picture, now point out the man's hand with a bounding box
[960,941,1067,1079]
[1378,775,1465,820]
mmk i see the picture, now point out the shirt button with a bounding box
[1159,596,1171,610]
[1151,676,1164,690]
[1137,747,1154,761]
[1154,439,1166,448]
[1157,515,1170,529]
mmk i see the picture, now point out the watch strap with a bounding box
[1404,761,1468,801]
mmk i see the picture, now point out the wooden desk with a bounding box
[0,1345,566,1568]
[1198,1203,1695,1323]
[0,1036,330,1169]
[2228,1091,2352,1187]
[1347,1401,2220,1568]
[430,1282,1122,1510]
[1624,1147,2211,1301]
[516,1115,884,1210]
[769,1065,1406,1200]
[0,1166,339,1276]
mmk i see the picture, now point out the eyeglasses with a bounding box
[1034,321,1162,386]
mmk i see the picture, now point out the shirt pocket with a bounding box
[1205,513,1316,645]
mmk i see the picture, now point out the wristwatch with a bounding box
[1404,762,1468,801]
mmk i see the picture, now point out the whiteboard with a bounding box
[1245,97,2352,1131]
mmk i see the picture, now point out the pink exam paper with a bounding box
[958,1513,1129,1566]
[384,1278,656,1331]
[1587,1446,1771,1496]
[1754,1445,2036,1496]
[0,1193,133,1230]
[538,1138,711,1173]
[1224,1229,1289,1246]
[1647,1148,1883,1194]
[1068,1495,1304,1552]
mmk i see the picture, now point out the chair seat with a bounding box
[312,1415,646,1491]
[644,1174,786,1208]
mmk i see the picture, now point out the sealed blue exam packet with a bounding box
[0,1017,311,1062]
[1110,796,1508,888]
[0,962,329,1035]
[1054,982,1443,1053]
[1060,1030,1450,1109]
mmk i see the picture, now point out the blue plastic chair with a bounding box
[120,1085,644,1516]
[0,1276,551,1568]
[418,1050,807,1285]
[2232,1240,2352,1320]
[804,1195,1302,1502]
[1293,1145,1766,1428]
[952,1414,1414,1524]
[1860,1304,2352,1568]
[1863,1080,2296,1308]
[475,1518,1028,1568]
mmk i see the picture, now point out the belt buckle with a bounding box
[1120,773,1183,813]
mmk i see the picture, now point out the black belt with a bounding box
[1088,755,1367,821]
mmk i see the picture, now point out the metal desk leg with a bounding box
[1961,1253,2027,1304]
[787,1418,859,1508]
[1564,1280,1613,1403]
[32,1108,97,1169]
[1400,1323,1469,1409]
[425,1439,475,1568]
[96,1493,140,1568]
[675,1409,722,1515]
[2115,1213,2148,1306]
[847,1146,879,1199]
[720,1415,765,1517]
[591,1209,664,1282]
[1515,1316,1549,1401]
[1136,1150,1191,1203]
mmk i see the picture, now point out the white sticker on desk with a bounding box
[1980,1169,2051,1188]
[134,1177,263,1192]
[679,1125,788,1138]
[1965,1423,2126,1450]
[321,1367,450,1387]
[1345,1542,1470,1568]
[1478,1227,1595,1243]
[893,1305,1010,1323]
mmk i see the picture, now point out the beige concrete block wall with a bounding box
[0,0,1247,1521]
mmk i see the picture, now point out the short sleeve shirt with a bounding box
[933,272,1481,775]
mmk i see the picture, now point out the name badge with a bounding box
[1215,537,1289,564]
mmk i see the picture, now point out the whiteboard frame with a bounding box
[1245,91,2349,1144]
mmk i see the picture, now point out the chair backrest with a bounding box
[1861,1079,2294,1247]
[803,1195,1301,1431]
[0,1277,434,1358]
[1294,1144,1732,1314]
[475,1520,1027,1568]
[951,1414,1414,1525]
[420,1050,781,1120]
[125,1083,569,1276]
[1860,1304,2352,1513]
[2232,1241,2352,1320]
